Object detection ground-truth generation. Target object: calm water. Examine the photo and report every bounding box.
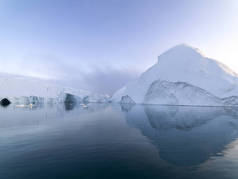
[1,103,238,179]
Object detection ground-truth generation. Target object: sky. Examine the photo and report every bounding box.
[0,0,238,95]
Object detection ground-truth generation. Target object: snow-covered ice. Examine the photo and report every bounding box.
[113,44,238,106]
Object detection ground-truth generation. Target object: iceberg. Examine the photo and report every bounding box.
[0,73,110,106]
[113,44,238,106]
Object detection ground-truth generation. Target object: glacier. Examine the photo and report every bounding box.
[112,44,238,106]
[0,73,110,106]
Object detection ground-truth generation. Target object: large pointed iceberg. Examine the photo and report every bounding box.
[112,44,238,106]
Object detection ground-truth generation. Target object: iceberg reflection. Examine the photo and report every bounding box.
[123,105,238,166]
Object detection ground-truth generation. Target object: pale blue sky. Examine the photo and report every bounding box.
[0,0,238,94]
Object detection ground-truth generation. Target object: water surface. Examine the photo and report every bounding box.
[1,103,238,179]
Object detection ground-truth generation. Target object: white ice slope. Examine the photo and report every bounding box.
[144,80,222,106]
[113,44,238,106]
